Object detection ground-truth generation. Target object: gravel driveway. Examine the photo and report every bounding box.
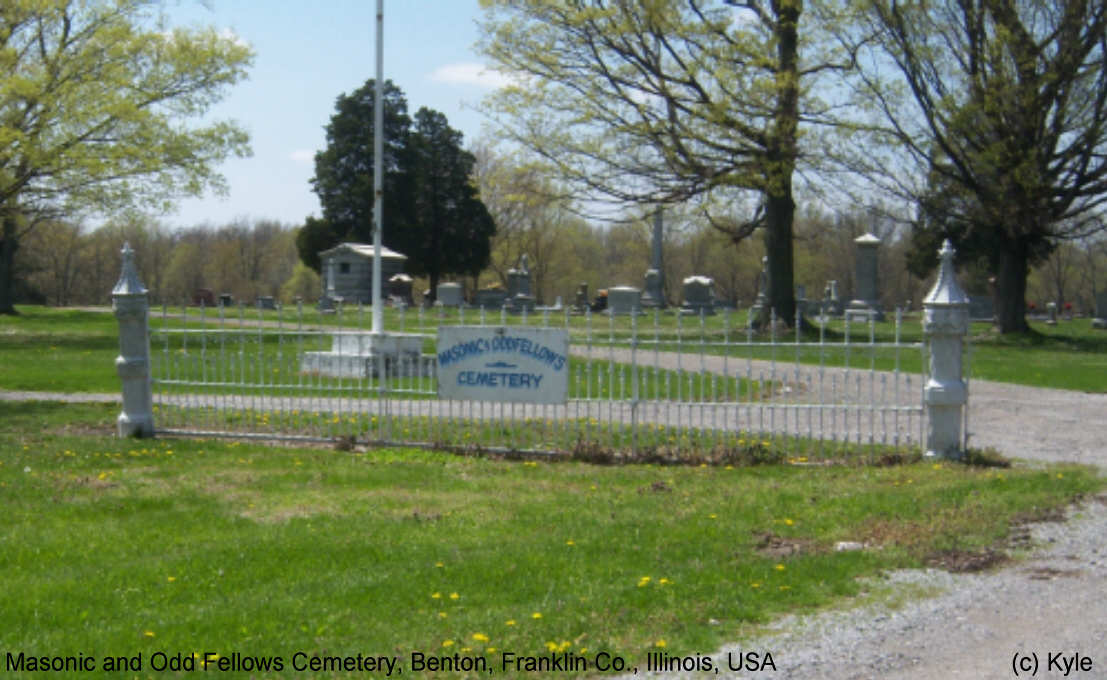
[638,377,1107,679]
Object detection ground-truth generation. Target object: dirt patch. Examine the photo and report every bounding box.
[1026,566,1083,580]
[639,480,672,494]
[752,530,818,559]
[925,548,1008,573]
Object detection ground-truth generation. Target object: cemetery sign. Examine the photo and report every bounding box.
[437,327,569,404]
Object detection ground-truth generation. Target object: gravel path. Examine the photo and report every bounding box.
[4,369,1106,677]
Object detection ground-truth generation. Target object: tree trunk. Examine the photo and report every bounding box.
[763,191,797,325]
[995,235,1030,333]
[0,214,18,315]
[427,271,439,304]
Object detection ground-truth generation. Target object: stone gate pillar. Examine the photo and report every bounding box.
[112,242,154,437]
[922,239,969,458]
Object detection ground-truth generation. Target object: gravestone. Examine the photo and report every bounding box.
[1046,301,1058,325]
[641,209,666,308]
[607,286,641,315]
[1093,291,1107,329]
[436,282,464,307]
[506,254,536,312]
[681,275,716,315]
[968,295,994,322]
[388,273,414,306]
[846,233,885,321]
[218,293,234,307]
[473,286,509,310]
[256,296,277,310]
[574,282,589,313]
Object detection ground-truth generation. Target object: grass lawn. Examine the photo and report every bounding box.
[1,401,1102,678]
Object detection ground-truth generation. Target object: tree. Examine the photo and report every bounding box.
[479,0,864,325]
[0,0,253,313]
[308,81,495,298]
[309,79,412,246]
[401,109,496,296]
[852,0,1107,332]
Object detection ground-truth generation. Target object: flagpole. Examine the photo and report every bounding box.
[371,0,384,334]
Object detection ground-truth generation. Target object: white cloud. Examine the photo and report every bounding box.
[430,62,516,89]
[218,27,251,49]
[289,149,314,164]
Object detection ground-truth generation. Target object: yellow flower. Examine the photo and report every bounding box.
[438,612,447,619]
[637,576,651,587]
[506,620,516,626]
[566,540,575,546]
[655,639,667,648]
[435,562,444,568]
[143,631,155,638]
[449,592,460,600]
[431,592,441,599]
[167,576,176,582]
[1056,473,1064,479]
[658,578,672,586]
[774,564,786,571]
[472,633,490,643]
[442,640,454,648]
[708,513,717,519]
[784,518,795,526]
[751,582,761,589]
[531,612,542,619]
[487,647,497,654]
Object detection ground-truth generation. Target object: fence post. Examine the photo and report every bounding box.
[922,239,969,458]
[112,242,154,437]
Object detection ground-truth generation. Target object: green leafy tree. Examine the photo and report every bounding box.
[309,79,412,247]
[478,0,865,326]
[853,0,1107,333]
[308,80,495,298]
[0,0,253,314]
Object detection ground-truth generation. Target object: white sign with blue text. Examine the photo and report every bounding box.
[437,326,569,404]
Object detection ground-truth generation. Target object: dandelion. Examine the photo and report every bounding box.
[784,518,795,526]
[566,540,575,546]
[774,564,786,571]
[637,576,651,587]
[449,592,459,600]
[438,612,447,619]
[472,633,490,643]
[779,585,791,591]
[1056,473,1064,479]
[751,582,761,589]
[167,576,177,582]
[506,620,516,626]
[143,631,155,638]
[442,640,455,648]
[932,463,943,470]
[435,561,444,568]
[431,592,441,599]
[659,578,672,586]
[708,513,717,519]
[487,647,497,654]
[531,612,542,620]
[655,639,667,648]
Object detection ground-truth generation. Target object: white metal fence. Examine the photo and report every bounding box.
[148,302,927,460]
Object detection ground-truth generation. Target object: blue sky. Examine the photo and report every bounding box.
[162,0,503,229]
